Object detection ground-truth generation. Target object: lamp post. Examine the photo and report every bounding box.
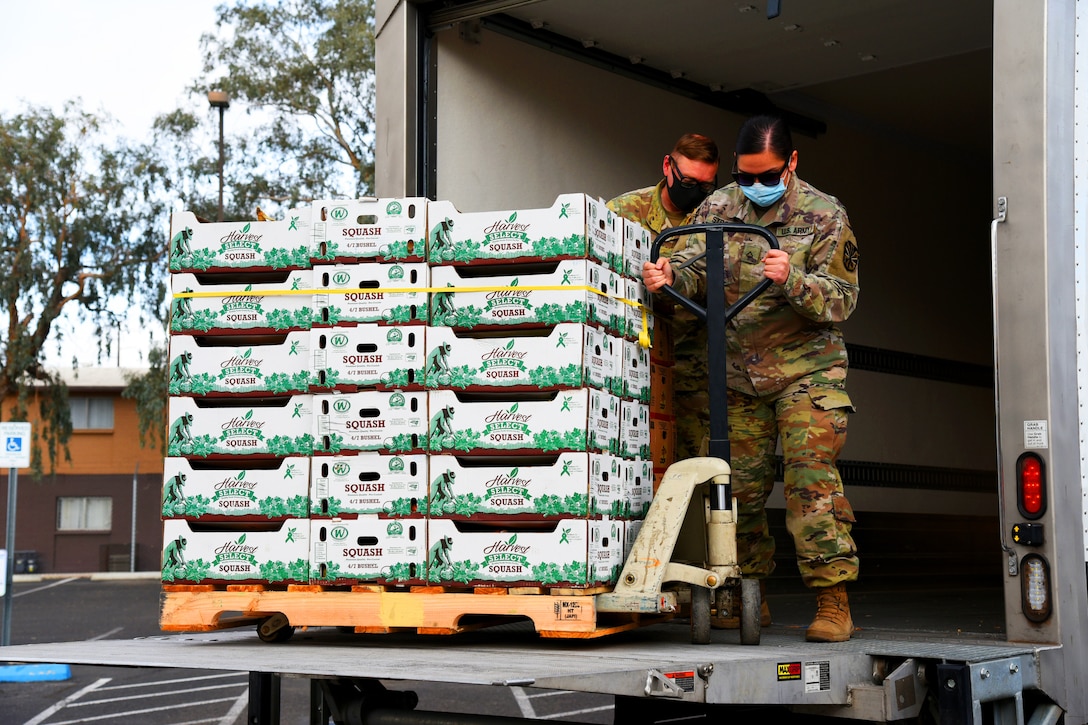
[207,90,230,221]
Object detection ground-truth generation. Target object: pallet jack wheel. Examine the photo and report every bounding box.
[690,586,711,644]
[739,579,761,645]
[257,613,294,643]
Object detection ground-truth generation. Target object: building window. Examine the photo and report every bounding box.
[57,497,113,531]
[69,397,114,430]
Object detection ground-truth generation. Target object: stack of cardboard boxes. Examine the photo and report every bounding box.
[163,208,317,585]
[160,195,661,592]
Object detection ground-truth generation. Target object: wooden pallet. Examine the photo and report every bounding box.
[159,583,669,638]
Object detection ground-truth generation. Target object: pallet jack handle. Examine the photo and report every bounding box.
[650,222,780,511]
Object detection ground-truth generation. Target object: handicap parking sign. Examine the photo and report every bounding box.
[0,423,31,467]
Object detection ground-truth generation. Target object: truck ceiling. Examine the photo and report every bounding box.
[416,0,993,155]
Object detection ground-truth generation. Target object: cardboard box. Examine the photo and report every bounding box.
[313,391,428,454]
[310,516,427,585]
[170,271,314,335]
[167,331,315,397]
[621,217,652,279]
[425,518,623,587]
[166,395,314,459]
[168,208,312,273]
[649,360,675,417]
[624,459,654,519]
[429,260,623,335]
[426,453,617,519]
[427,388,619,455]
[311,198,428,263]
[422,323,618,393]
[620,400,650,460]
[623,276,655,344]
[649,314,675,366]
[426,193,621,271]
[310,454,428,517]
[621,338,651,403]
[311,325,426,391]
[160,519,310,584]
[314,263,429,326]
[649,416,677,471]
[623,518,644,562]
[162,457,310,520]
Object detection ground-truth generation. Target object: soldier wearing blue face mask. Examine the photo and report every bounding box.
[642,114,861,643]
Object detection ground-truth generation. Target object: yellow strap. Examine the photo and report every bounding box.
[173,284,654,348]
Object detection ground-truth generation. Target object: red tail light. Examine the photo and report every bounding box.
[1017,453,1046,519]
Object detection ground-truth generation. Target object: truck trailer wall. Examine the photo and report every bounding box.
[429,27,997,515]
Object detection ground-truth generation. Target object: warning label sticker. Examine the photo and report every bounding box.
[777,662,802,681]
[805,661,831,693]
[663,671,696,693]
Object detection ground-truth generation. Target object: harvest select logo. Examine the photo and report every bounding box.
[483,211,531,253]
[212,471,259,508]
[484,278,532,319]
[221,286,264,323]
[483,533,531,574]
[480,339,528,380]
[218,349,264,386]
[219,222,264,262]
[484,403,532,443]
[485,467,531,504]
[219,410,266,449]
[213,533,259,572]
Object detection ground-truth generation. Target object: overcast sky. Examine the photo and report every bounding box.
[2,0,222,367]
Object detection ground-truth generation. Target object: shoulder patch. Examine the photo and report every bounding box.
[842,239,859,273]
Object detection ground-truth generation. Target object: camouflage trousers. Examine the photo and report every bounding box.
[671,317,710,462]
[725,380,859,588]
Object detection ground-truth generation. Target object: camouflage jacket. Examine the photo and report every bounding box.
[608,180,701,319]
[667,175,860,397]
[606,180,694,245]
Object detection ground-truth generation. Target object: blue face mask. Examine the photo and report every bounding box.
[741,180,787,207]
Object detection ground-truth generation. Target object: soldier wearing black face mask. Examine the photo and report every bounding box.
[607,133,720,465]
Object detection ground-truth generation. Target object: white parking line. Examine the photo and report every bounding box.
[540,704,615,720]
[511,686,537,717]
[67,681,248,707]
[95,672,247,691]
[216,691,250,725]
[43,696,242,725]
[23,678,111,725]
[14,578,79,599]
[86,627,123,642]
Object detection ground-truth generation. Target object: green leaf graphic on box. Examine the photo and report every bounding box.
[385,561,417,582]
[387,432,420,453]
[317,561,345,580]
[321,305,343,325]
[450,493,483,516]
[324,496,343,515]
[320,433,344,454]
[385,498,414,516]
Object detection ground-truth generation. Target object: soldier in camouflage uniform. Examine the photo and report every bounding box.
[643,115,860,643]
[607,133,720,462]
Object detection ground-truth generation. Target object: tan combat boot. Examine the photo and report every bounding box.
[710,580,771,629]
[806,582,854,642]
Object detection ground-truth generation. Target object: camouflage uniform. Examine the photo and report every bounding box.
[668,174,861,588]
[607,181,709,462]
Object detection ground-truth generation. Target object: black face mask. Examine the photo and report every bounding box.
[666,174,712,213]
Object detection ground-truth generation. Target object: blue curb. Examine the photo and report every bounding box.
[0,664,72,682]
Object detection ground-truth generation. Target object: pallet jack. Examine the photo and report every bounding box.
[596,222,780,646]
